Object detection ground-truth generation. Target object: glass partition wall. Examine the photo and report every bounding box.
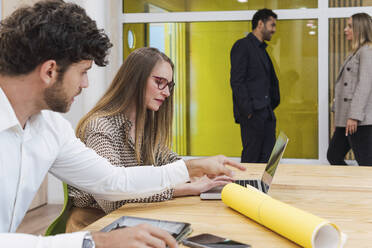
[124,0,317,13]
[120,1,372,163]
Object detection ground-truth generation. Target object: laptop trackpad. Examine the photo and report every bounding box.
[204,186,224,193]
[200,186,224,200]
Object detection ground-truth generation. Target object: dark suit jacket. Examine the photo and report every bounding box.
[230,33,280,124]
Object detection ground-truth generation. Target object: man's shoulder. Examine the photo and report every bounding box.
[38,110,75,141]
[232,35,253,51]
[234,35,250,45]
[40,110,72,129]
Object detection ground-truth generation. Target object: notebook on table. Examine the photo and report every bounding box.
[200,131,289,200]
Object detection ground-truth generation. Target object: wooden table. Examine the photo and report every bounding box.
[85,164,372,247]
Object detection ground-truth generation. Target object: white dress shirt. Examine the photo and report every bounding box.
[0,87,189,247]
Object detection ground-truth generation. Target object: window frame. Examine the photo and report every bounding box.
[119,1,372,164]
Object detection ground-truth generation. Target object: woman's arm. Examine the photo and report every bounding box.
[82,131,179,213]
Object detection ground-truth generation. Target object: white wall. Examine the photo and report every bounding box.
[63,0,111,127]
[49,0,121,204]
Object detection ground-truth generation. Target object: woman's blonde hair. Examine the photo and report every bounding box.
[351,13,372,51]
[76,47,174,164]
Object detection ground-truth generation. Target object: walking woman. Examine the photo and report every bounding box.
[327,13,372,166]
[66,47,234,231]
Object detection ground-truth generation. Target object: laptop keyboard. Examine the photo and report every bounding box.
[234,179,268,193]
[200,179,268,199]
[234,179,259,188]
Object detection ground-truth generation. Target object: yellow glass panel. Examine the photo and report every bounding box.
[123,20,318,159]
[123,0,317,13]
[187,22,243,157]
[272,20,318,159]
[188,20,318,158]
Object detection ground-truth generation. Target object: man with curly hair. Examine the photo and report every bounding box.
[0,1,244,248]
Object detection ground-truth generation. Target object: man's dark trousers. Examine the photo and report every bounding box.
[240,107,276,163]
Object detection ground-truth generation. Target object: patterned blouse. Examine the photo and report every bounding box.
[68,113,179,214]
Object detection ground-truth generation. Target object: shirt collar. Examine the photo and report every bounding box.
[0,87,21,132]
[249,32,268,49]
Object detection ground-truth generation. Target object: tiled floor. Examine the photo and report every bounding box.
[16,204,63,235]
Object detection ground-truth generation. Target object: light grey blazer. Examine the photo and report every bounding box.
[334,44,372,127]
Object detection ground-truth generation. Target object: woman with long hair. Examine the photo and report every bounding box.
[327,13,372,166]
[66,47,234,231]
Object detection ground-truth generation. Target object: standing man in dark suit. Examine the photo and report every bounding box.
[230,8,280,163]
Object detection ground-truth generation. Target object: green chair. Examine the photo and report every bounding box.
[45,182,72,236]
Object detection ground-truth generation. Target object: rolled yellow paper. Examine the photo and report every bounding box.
[221,183,344,248]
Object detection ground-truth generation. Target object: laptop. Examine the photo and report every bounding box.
[200,131,289,200]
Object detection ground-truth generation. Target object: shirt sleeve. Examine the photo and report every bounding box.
[349,47,372,121]
[48,117,190,201]
[96,188,175,214]
[230,39,253,116]
[0,232,87,248]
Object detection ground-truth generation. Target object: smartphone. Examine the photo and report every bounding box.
[182,233,251,248]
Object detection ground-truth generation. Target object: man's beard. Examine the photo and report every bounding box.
[43,79,70,113]
[262,28,273,41]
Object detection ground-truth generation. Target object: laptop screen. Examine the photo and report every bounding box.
[261,131,289,191]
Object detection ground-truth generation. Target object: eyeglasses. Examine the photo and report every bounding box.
[152,76,175,92]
